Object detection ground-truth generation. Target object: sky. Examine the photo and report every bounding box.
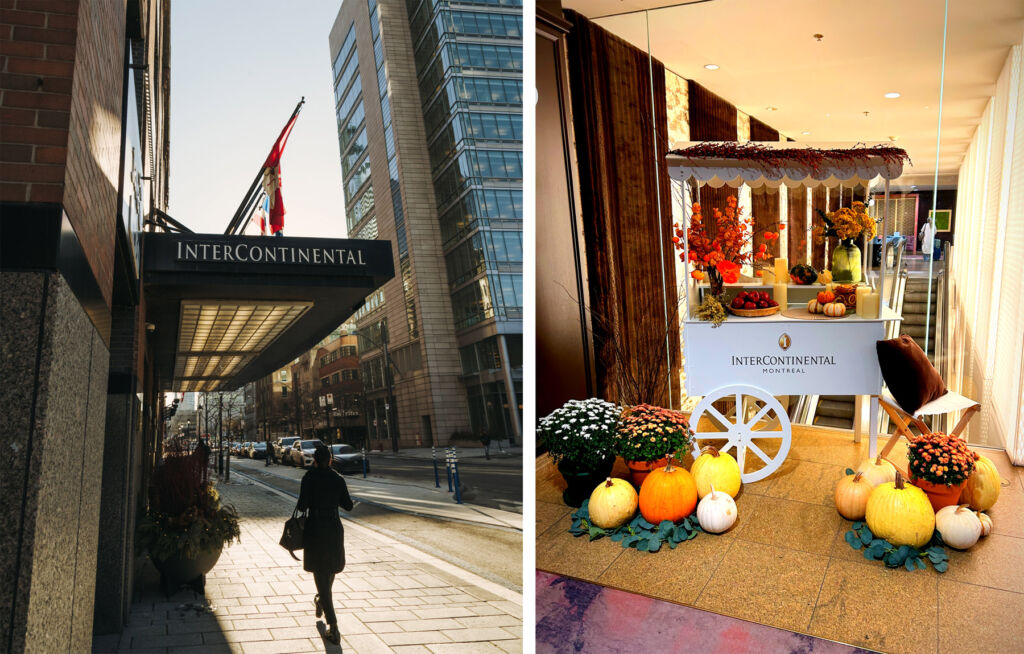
[169,1,348,238]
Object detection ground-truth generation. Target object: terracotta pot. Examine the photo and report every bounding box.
[910,476,964,512]
[624,457,670,487]
[557,456,616,508]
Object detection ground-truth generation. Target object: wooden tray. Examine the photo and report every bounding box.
[727,305,780,318]
[780,307,852,320]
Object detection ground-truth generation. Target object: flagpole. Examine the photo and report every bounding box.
[224,97,306,235]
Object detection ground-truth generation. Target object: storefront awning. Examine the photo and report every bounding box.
[143,233,394,392]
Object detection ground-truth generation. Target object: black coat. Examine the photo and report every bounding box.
[296,467,354,574]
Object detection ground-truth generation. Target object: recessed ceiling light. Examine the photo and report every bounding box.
[884,92,901,99]
[766,106,778,111]
[813,33,824,41]
[704,64,720,70]
[825,113,831,117]
[888,135,898,141]
[802,130,811,135]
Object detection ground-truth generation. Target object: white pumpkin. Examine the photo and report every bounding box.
[977,512,993,537]
[855,456,897,487]
[807,299,824,314]
[696,484,737,534]
[936,504,982,550]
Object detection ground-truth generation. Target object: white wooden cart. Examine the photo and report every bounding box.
[667,142,905,482]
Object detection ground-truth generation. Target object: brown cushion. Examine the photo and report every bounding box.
[876,335,947,414]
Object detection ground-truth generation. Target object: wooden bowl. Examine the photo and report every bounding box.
[727,305,780,318]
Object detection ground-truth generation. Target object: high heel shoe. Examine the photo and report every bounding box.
[314,594,322,618]
[325,623,340,644]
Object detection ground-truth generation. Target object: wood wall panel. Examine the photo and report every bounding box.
[687,81,737,239]
[787,186,808,265]
[564,10,680,408]
[812,187,827,270]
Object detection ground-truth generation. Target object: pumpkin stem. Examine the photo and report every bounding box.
[665,453,675,473]
[874,455,884,466]
[706,446,720,457]
[956,503,970,513]
[894,469,905,489]
[710,483,717,499]
[853,471,864,482]
[605,477,615,488]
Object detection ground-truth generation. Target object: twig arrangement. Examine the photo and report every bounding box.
[670,142,911,175]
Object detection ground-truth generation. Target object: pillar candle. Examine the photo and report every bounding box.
[855,286,871,317]
[773,282,788,309]
[774,257,788,282]
[861,291,881,319]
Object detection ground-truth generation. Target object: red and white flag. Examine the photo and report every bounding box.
[260,108,301,235]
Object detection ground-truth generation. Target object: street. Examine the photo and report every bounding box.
[229,455,522,591]
[363,453,523,513]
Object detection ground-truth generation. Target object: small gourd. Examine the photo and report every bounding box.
[696,484,737,534]
[865,470,936,548]
[977,512,993,537]
[588,477,638,529]
[823,302,847,317]
[817,270,833,285]
[817,290,836,304]
[790,264,818,285]
[638,458,698,524]
[960,454,1000,511]
[834,471,872,520]
[690,446,742,499]
[855,455,897,487]
[935,504,982,550]
[807,298,824,314]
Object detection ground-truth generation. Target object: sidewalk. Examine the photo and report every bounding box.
[232,459,522,531]
[93,477,522,654]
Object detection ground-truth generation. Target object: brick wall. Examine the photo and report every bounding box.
[0,0,127,308]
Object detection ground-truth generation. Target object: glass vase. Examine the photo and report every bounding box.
[831,240,862,283]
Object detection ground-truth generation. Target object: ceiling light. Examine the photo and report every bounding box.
[766,106,778,112]
[825,113,831,117]
[884,92,901,99]
[802,130,811,135]
[888,135,898,142]
[813,33,824,41]
[704,64,720,70]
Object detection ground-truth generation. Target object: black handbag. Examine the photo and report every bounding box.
[279,508,306,561]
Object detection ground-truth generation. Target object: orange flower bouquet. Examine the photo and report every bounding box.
[671,195,781,299]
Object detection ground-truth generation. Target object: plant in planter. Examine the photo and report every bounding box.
[136,443,241,595]
[538,398,621,507]
[813,201,876,283]
[613,404,692,486]
[906,432,977,511]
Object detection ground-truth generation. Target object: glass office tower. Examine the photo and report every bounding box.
[329,0,522,448]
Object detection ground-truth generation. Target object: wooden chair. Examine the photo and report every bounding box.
[875,391,981,461]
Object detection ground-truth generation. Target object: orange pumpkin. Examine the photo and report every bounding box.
[817,290,835,304]
[834,471,873,520]
[638,458,698,523]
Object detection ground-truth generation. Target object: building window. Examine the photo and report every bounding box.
[342,369,359,381]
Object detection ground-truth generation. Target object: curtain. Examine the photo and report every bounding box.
[949,40,1024,462]
[564,10,680,409]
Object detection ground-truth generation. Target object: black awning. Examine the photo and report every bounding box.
[143,233,394,392]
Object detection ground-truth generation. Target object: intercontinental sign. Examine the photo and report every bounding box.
[175,240,367,266]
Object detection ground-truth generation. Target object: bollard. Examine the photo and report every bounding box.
[432,446,440,488]
[361,447,367,478]
[452,450,463,504]
[445,448,453,492]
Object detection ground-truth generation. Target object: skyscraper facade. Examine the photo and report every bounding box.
[328,0,522,448]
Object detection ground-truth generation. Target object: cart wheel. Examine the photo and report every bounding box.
[688,384,791,483]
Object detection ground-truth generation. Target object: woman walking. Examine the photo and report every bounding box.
[297,444,354,644]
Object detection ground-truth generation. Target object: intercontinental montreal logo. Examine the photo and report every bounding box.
[728,332,837,374]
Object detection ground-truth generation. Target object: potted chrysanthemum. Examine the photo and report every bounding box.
[538,398,620,506]
[613,403,693,486]
[907,432,977,511]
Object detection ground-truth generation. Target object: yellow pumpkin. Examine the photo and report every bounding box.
[588,477,638,529]
[960,454,1001,511]
[855,455,897,487]
[865,471,935,548]
[834,471,873,520]
[823,302,846,317]
[690,446,742,499]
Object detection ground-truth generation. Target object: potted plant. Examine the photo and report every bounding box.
[813,201,876,283]
[137,443,241,595]
[906,432,977,511]
[613,403,693,486]
[538,398,620,507]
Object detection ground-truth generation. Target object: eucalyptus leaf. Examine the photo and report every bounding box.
[846,468,855,476]
[905,558,916,572]
[860,529,874,545]
[637,539,650,552]
[852,521,864,530]
[648,540,663,553]
[934,561,948,573]
[637,517,654,530]
[610,531,624,542]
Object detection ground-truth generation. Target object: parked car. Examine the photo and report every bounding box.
[274,437,300,461]
[248,442,267,459]
[238,442,251,457]
[286,439,325,468]
[330,444,367,474]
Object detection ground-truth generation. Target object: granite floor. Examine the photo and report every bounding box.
[535,425,1024,654]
